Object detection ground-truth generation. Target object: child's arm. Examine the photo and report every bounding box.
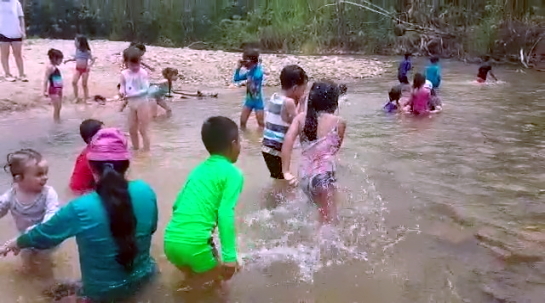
[281,113,303,184]
[217,169,244,266]
[233,65,248,82]
[337,118,347,147]
[141,61,155,72]
[119,98,128,112]
[90,53,97,67]
[64,58,75,64]
[490,70,498,81]
[43,66,53,96]
[43,187,60,223]
[0,191,12,220]
[281,98,298,124]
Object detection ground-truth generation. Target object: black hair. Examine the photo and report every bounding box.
[201,116,239,155]
[338,84,348,95]
[75,35,91,52]
[88,160,137,272]
[389,85,402,101]
[404,53,412,59]
[280,65,308,90]
[413,73,426,89]
[243,48,259,63]
[430,56,439,63]
[47,49,64,61]
[4,149,42,179]
[124,47,142,64]
[129,42,146,53]
[303,81,340,142]
[80,119,104,144]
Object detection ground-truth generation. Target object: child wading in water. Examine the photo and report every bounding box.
[405,73,431,115]
[281,81,346,224]
[164,116,243,290]
[397,53,412,84]
[119,48,151,151]
[477,56,498,83]
[383,85,402,113]
[425,56,442,89]
[64,35,96,103]
[43,49,64,122]
[69,119,104,195]
[233,49,264,129]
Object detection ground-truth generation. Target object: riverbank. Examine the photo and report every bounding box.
[0,39,387,112]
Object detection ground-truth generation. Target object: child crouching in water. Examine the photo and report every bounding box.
[383,85,402,113]
[43,49,64,122]
[0,149,59,267]
[164,116,243,290]
[281,81,346,225]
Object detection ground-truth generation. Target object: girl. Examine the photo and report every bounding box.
[405,73,431,116]
[281,81,346,224]
[0,149,59,268]
[148,67,177,117]
[43,48,64,122]
[120,47,151,151]
[64,35,96,103]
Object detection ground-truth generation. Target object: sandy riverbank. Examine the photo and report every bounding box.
[0,39,388,112]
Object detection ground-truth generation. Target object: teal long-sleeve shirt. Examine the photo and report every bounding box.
[425,63,442,88]
[17,180,158,302]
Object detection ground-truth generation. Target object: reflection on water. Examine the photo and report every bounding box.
[0,59,543,302]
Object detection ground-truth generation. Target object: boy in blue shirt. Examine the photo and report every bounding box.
[425,56,441,89]
[397,53,412,84]
[234,49,264,129]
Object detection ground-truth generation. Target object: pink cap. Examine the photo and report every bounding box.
[87,128,131,161]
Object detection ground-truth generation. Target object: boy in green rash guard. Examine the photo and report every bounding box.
[164,116,243,290]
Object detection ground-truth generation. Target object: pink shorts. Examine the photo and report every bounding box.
[48,87,63,97]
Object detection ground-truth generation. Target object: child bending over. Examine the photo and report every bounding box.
[164,116,243,290]
[477,56,498,83]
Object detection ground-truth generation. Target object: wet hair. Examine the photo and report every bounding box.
[162,68,179,94]
[430,56,439,63]
[201,116,239,155]
[75,35,91,52]
[483,55,491,62]
[4,149,43,179]
[129,42,146,53]
[243,48,260,63]
[404,53,412,59]
[303,81,340,142]
[338,84,348,95]
[88,160,136,272]
[124,47,142,65]
[47,49,64,62]
[413,73,426,89]
[80,119,104,144]
[280,65,308,90]
[389,85,402,101]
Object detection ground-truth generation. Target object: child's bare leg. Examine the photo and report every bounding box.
[314,185,338,225]
[156,97,172,117]
[128,107,140,150]
[177,264,232,291]
[150,101,158,118]
[240,106,252,129]
[81,71,90,101]
[255,110,265,128]
[137,104,151,151]
[72,71,81,102]
[51,95,62,122]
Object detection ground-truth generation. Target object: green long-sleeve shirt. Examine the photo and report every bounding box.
[164,155,244,263]
[17,180,158,302]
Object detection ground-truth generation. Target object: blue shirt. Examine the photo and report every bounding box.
[384,100,398,113]
[398,59,412,77]
[425,63,441,88]
[17,180,158,302]
[233,65,264,104]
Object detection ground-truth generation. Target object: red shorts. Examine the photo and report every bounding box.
[48,87,63,97]
[76,66,89,74]
[476,77,486,83]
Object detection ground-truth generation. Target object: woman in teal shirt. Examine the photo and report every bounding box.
[1,128,158,302]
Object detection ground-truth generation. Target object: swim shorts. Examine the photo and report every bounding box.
[476,77,486,83]
[300,171,336,199]
[48,87,63,97]
[244,99,264,111]
[164,238,218,273]
[262,152,284,179]
[76,66,89,74]
[0,34,22,43]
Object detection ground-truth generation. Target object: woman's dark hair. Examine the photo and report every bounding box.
[303,81,339,142]
[80,119,103,144]
[89,160,137,272]
[129,42,146,53]
[47,49,64,61]
[413,73,426,89]
[338,84,348,95]
[76,35,91,52]
[280,65,308,90]
[4,149,42,179]
[201,116,239,155]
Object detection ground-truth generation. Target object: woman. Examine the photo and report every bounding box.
[0,0,26,82]
[1,128,158,302]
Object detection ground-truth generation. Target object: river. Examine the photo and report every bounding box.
[0,58,543,302]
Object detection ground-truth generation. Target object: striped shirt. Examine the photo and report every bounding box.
[262,93,290,156]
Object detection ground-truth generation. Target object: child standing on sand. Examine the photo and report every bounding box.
[234,49,265,129]
[119,48,151,151]
[476,56,498,83]
[164,116,243,290]
[64,35,96,103]
[43,49,64,122]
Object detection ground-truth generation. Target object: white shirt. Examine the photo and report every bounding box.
[0,0,24,39]
[121,68,150,102]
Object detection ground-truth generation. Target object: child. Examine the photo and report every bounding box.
[64,35,96,103]
[69,119,104,195]
[233,48,265,129]
[398,53,412,84]
[262,65,308,180]
[43,49,64,122]
[164,116,243,290]
[281,81,346,225]
[477,56,498,83]
[127,43,155,72]
[383,85,402,113]
[0,148,59,236]
[425,56,441,89]
[424,80,443,112]
[148,67,177,117]
[405,73,430,115]
[119,48,151,151]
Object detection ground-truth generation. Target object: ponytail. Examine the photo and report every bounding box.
[89,160,137,272]
[303,103,318,142]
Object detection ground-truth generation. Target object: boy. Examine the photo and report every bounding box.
[425,56,442,89]
[383,85,402,113]
[262,65,308,180]
[69,119,104,195]
[477,56,498,83]
[397,53,412,84]
[234,48,264,129]
[164,116,243,290]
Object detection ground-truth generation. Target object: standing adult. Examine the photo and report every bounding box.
[0,0,27,82]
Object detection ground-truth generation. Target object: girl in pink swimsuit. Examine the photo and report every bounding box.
[281,81,347,224]
[406,73,431,115]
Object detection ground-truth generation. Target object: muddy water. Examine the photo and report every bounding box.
[0,59,543,302]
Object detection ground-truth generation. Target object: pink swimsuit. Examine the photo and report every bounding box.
[411,87,431,115]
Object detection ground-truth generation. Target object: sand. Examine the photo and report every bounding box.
[0,39,388,112]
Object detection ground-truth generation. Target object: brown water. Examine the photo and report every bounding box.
[0,59,544,303]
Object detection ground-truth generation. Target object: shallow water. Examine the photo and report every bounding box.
[0,59,544,302]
